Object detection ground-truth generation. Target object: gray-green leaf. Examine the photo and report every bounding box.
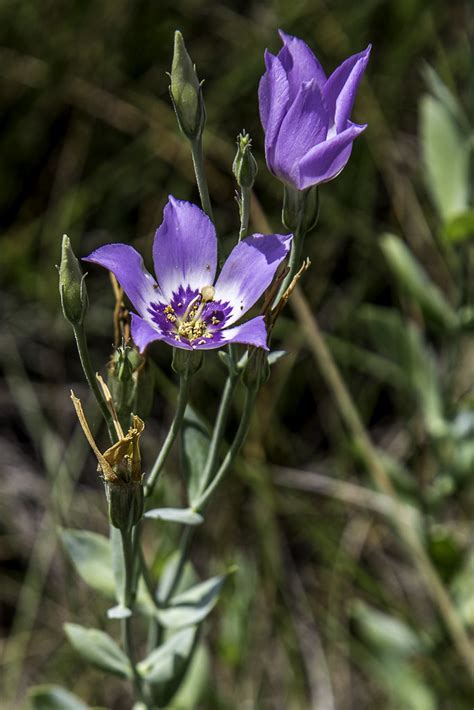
[28,685,89,710]
[145,508,203,525]
[137,626,197,683]
[420,94,469,221]
[156,573,229,629]
[60,529,115,597]
[64,623,131,678]
[181,406,210,501]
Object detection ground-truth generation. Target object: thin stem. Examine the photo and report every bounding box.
[120,529,145,703]
[290,283,474,680]
[238,186,251,241]
[274,225,304,306]
[199,373,239,496]
[145,375,190,497]
[73,324,115,443]
[195,388,257,510]
[190,136,214,221]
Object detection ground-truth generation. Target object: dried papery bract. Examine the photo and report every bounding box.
[70,391,145,530]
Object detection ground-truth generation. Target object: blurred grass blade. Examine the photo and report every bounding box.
[380,233,458,330]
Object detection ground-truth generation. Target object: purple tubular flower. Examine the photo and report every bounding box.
[259,30,371,190]
[84,196,292,353]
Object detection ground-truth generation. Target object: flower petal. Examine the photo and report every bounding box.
[277,30,327,100]
[83,244,160,317]
[323,45,371,132]
[213,233,292,326]
[298,121,367,189]
[193,316,269,350]
[131,313,163,352]
[259,50,290,168]
[152,197,217,302]
[131,313,194,352]
[271,79,329,187]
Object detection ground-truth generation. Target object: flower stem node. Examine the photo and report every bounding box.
[172,347,203,377]
[233,131,258,190]
[242,347,270,391]
[170,30,206,140]
[59,235,88,326]
[282,184,319,233]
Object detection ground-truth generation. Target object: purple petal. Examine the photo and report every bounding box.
[131,313,163,352]
[193,316,269,351]
[277,30,327,100]
[271,79,329,186]
[83,244,161,317]
[298,121,367,189]
[153,197,217,303]
[258,51,290,168]
[323,45,371,133]
[213,233,292,326]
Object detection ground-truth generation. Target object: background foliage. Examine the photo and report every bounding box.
[0,0,473,707]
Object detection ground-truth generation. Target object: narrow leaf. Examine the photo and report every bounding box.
[156,573,229,629]
[137,626,197,683]
[64,623,131,678]
[420,94,469,221]
[28,685,89,710]
[60,529,114,597]
[181,406,210,501]
[145,508,203,525]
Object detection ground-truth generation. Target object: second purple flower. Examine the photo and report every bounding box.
[259,31,371,191]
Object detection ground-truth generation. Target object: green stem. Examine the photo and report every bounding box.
[199,373,239,496]
[73,324,115,443]
[195,388,257,510]
[145,375,190,497]
[120,529,145,703]
[191,136,214,221]
[238,186,251,241]
[274,224,304,306]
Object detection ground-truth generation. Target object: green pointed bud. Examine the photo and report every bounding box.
[170,31,205,140]
[172,347,203,377]
[242,347,270,391]
[59,235,88,326]
[282,185,319,233]
[108,344,154,431]
[233,131,258,189]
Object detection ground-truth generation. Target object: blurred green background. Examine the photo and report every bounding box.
[1,0,473,707]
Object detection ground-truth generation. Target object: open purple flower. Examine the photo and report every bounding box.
[84,197,292,352]
[259,31,371,190]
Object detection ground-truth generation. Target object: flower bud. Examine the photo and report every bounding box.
[233,131,258,189]
[242,347,270,391]
[108,344,144,431]
[170,31,205,140]
[172,347,203,377]
[59,235,88,326]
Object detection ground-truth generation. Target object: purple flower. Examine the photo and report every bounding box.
[84,197,292,352]
[259,31,371,190]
